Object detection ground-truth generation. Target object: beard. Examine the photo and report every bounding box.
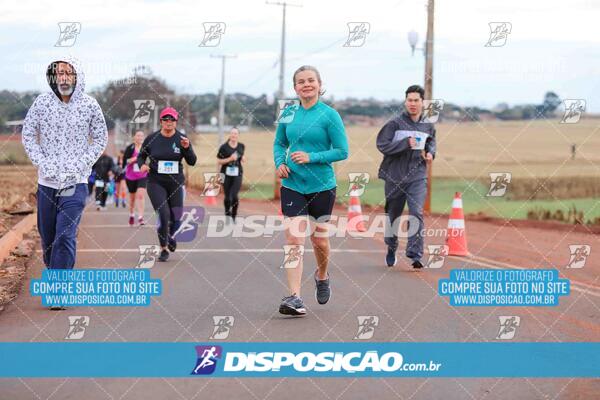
[58,83,74,96]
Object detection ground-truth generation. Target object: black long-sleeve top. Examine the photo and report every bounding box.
[137,130,197,184]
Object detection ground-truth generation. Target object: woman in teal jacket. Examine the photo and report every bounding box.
[273,65,349,316]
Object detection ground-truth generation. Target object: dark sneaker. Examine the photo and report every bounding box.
[279,294,307,316]
[138,217,145,226]
[158,249,169,262]
[385,246,397,267]
[168,237,177,252]
[128,215,135,226]
[314,272,331,305]
[412,259,424,269]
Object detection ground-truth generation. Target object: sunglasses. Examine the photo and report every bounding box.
[160,116,177,122]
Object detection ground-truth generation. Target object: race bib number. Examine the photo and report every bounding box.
[157,160,179,174]
[95,180,104,188]
[225,165,239,176]
[133,163,140,172]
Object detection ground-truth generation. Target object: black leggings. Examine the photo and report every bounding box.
[147,177,184,247]
[223,175,242,218]
[95,186,107,207]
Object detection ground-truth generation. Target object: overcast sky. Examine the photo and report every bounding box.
[1,0,599,111]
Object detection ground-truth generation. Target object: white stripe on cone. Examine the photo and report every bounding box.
[447,219,465,229]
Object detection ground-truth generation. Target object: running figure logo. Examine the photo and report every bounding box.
[65,316,90,340]
[485,22,512,47]
[191,345,222,375]
[131,100,155,124]
[282,245,304,269]
[422,99,444,123]
[276,100,300,124]
[210,316,235,340]
[425,245,449,269]
[172,207,205,242]
[566,245,590,269]
[202,173,225,197]
[199,22,226,47]
[486,172,512,197]
[344,22,370,47]
[345,173,370,197]
[354,316,379,340]
[137,245,160,269]
[55,22,81,47]
[560,99,586,124]
[496,316,520,340]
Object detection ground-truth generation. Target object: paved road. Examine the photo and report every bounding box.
[0,193,598,399]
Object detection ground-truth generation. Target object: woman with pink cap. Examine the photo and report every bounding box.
[137,107,197,262]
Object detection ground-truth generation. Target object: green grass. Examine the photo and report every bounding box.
[239,178,600,222]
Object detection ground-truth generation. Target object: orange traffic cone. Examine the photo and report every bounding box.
[347,195,367,232]
[203,190,218,206]
[446,192,468,256]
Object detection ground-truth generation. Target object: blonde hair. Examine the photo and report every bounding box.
[293,65,325,97]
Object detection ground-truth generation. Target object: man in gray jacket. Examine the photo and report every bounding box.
[376,85,436,269]
[22,57,107,280]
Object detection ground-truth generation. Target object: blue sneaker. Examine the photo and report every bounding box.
[279,294,307,316]
[314,271,331,305]
[385,246,397,267]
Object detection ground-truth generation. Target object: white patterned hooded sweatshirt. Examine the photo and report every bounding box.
[22,56,108,189]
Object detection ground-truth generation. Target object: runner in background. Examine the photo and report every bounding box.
[137,107,197,262]
[114,150,127,208]
[93,151,114,211]
[123,130,149,225]
[217,127,245,222]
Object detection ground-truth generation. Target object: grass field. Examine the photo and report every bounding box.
[2,119,599,221]
[189,119,600,222]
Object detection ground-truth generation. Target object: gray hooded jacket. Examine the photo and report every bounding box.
[22,56,107,188]
[376,111,436,185]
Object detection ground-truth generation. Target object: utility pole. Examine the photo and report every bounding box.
[423,0,434,214]
[211,54,237,145]
[267,1,301,199]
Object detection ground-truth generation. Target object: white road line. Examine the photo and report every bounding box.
[40,248,382,254]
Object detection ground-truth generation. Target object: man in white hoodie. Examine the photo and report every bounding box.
[22,57,107,271]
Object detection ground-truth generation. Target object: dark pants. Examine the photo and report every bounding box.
[384,178,427,262]
[95,186,107,206]
[223,175,242,219]
[147,178,184,247]
[37,184,87,269]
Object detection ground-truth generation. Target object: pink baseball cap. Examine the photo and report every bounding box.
[159,107,178,120]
